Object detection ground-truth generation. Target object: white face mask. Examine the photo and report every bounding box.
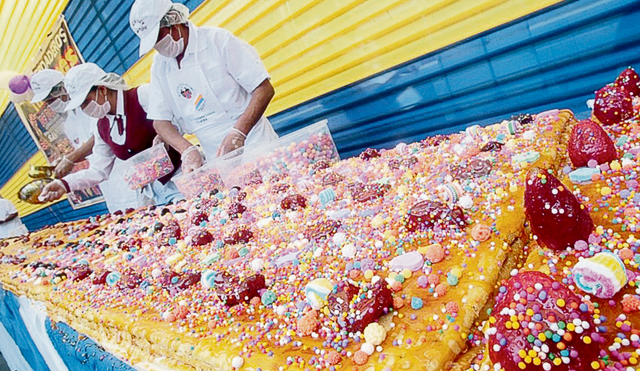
[83,90,111,119]
[155,26,184,58]
[48,98,67,113]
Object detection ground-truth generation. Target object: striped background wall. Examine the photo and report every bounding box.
[1,0,640,231]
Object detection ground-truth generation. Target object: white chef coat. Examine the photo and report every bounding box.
[63,110,138,213]
[147,22,278,159]
[63,90,182,207]
[0,199,27,238]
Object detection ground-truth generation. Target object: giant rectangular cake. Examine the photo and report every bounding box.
[2,67,640,371]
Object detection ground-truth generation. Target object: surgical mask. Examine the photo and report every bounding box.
[48,98,67,113]
[83,90,111,119]
[155,26,184,58]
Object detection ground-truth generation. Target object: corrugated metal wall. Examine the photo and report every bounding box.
[270,0,640,158]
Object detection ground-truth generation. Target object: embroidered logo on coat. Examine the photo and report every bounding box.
[177,84,193,99]
[194,94,205,111]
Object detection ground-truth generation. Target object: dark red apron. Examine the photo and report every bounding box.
[96,88,181,185]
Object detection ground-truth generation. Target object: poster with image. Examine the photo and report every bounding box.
[14,15,104,209]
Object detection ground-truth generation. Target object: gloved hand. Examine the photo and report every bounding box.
[181,146,204,173]
[53,156,74,178]
[38,179,68,202]
[216,128,246,157]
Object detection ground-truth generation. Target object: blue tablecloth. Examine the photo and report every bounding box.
[0,284,135,371]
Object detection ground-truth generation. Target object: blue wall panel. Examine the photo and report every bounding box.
[269,0,640,158]
[64,0,205,74]
[0,105,39,188]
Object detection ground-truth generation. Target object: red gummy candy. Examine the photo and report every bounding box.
[190,211,208,226]
[281,194,307,210]
[191,229,213,246]
[271,183,290,194]
[69,265,92,282]
[524,168,593,250]
[489,271,598,371]
[119,270,142,289]
[214,272,266,306]
[359,148,380,160]
[160,220,181,241]
[228,202,247,219]
[568,119,617,167]
[594,85,634,125]
[405,200,467,232]
[224,229,253,245]
[327,282,360,317]
[348,282,393,333]
[615,67,640,96]
[92,271,111,285]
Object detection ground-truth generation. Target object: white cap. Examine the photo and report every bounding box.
[130,0,173,57]
[30,69,64,103]
[64,63,107,111]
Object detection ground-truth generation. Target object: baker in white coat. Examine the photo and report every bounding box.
[129,0,278,173]
[29,69,139,212]
[39,63,183,206]
[0,197,27,239]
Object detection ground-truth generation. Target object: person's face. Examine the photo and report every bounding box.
[81,86,107,110]
[156,25,179,44]
[43,85,69,104]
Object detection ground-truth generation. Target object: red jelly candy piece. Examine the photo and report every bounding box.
[405,201,467,232]
[214,272,266,306]
[176,271,201,290]
[452,158,493,179]
[568,119,617,168]
[228,202,247,219]
[191,229,213,246]
[524,168,593,250]
[615,67,640,97]
[348,282,393,333]
[327,282,359,317]
[594,85,634,125]
[281,194,307,210]
[119,270,142,289]
[160,220,181,241]
[224,229,253,245]
[69,265,92,282]
[190,211,209,226]
[489,271,598,371]
[359,148,380,160]
[92,271,111,285]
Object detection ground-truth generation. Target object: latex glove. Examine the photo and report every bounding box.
[181,146,204,173]
[54,156,74,178]
[216,128,246,157]
[38,179,67,202]
[152,135,168,148]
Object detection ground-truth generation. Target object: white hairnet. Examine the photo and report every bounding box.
[160,4,190,27]
[95,73,129,91]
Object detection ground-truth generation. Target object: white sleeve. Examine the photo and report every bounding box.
[220,30,270,93]
[63,130,116,191]
[147,56,174,121]
[0,200,17,220]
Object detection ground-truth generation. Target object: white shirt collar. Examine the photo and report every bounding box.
[106,90,126,145]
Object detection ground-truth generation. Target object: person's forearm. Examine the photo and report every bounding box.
[67,136,95,163]
[234,79,275,135]
[154,120,193,153]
